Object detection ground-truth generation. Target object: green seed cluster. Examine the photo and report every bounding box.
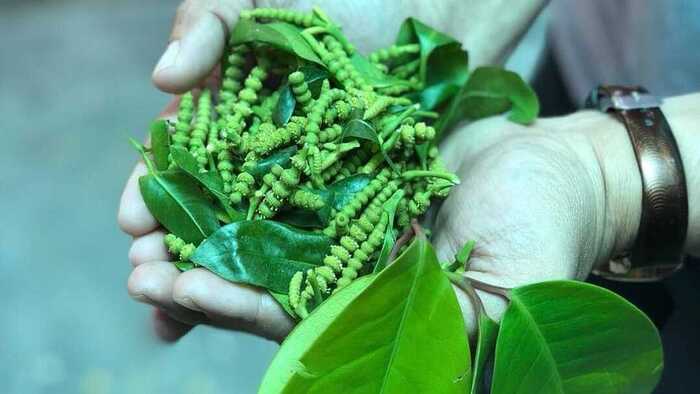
[159,8,459,319]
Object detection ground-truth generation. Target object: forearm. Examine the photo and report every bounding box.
[568,93,700,264]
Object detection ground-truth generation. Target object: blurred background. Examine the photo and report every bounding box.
[0,0,696,393]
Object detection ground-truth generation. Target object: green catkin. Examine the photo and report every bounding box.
[164,234,196,262]
[288,71,315,114]
[336,211,389,290]
[249,121,303,156]
[257,166,300,219]
[216,143,235,194]
[391,58,421,79]
[368,43,421,64]
[172,92,194,148]
[293,180,400,314]
[189,89,211,167]
[324,168,392,237]
[319,124,343,143]
[141,9,462,321]
[241,8,316,27]
[288,271,305,310]
[222,65,267,146]
[230,171,255,204]
[289,189,325,210]
[218,47,249,117]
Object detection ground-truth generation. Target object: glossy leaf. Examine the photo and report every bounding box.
[326,174,372,210]
[436,66,539,138]
[396,18,469,110]
[139,171,220,244]
[149,120,170,171]
[248,146,298,180]
[492,280,663,394]
[260,235,470,393]
[190,220,332,294]
[470,314,499,394]
[373,189,405,273]
[273,83,296,127]
[269,290,296,318]
[170,146,245,222]
[231,19,323,65]
[350,53,408,88]
[277,174,372,229]
[341,118,397,170]
[261,275,376,393]
[174,261,195,272]
[274,65,329,127]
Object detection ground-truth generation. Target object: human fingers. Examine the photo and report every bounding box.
[153,0,253,93]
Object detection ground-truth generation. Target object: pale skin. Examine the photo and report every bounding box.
[118,0,700,342]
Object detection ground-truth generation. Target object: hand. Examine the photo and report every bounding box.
[119,0,548,342]
[433,111,642,330]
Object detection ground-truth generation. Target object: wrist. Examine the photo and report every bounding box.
[549,110,642,271]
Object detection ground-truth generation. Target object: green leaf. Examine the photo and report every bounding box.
[341,118,397,171]
[138,171,220,244]
[276,174,372,229]
[273,65,329,127]
[261,274,375,393]
[350,53,408,88]
[470,314,499,394]
[492,281,663,394]
[273,83,296,127]
[396,18,469,110]
[260,235,470,393]
[373,189,405,273]
[231,19,323,65]
[174,261,196,272]
[446,239,475,273]
[269,290,296,318]
[170,146,245,222]
[326,174,372,211]
[190,220,332,294]
[149,120,170,171]
[436,66,539,138]
[247,146,298,180]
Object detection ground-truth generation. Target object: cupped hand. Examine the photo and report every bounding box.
[118,0,564,342]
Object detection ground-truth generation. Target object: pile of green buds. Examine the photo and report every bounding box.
[138,7,471,320]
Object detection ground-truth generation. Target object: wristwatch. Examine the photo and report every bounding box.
[586,85,688,282]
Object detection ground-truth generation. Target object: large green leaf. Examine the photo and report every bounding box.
[138,171,220,244]
[261,274,376,393]
[395,18,469,110]
[190,220,332,294]
[170,146,244,222]
[149,120,170,171]
[231,19,323,65]
[492,281,663,394]
[260,235,470,393]
[470,314,499,394]
[436,66,539,138]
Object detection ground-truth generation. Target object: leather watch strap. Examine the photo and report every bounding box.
[586,85,688,281]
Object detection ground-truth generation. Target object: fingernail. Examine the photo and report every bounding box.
[154,40,181,74]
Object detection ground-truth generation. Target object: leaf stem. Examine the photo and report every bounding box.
[446,271,487,318]
[469,277,512,301]
[402,170,460,185]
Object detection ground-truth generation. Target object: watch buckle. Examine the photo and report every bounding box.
[598,91,662,111]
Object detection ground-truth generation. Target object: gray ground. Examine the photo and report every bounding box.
[0,1,545,393]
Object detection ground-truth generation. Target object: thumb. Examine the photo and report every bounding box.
[152,0,253,94]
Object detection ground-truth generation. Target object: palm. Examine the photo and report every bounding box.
[433,118,605,322]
